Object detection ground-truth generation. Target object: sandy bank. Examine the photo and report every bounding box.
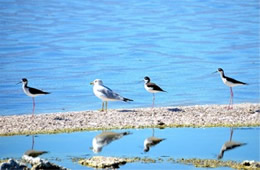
[0,103,259,136]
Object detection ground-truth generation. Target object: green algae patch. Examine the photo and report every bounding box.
[174,158,260,169]
[1,122,260,136]
[77,156,260,169]
[0,159,8,164]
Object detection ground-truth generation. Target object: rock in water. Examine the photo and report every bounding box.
[0,159,27,170]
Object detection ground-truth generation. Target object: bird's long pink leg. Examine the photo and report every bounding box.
[32,97,35,118]
[230,87,233,109]
[152,93,155,108]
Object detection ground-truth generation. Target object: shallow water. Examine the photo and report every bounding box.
[0,127,259,169]
[0,0,259,116]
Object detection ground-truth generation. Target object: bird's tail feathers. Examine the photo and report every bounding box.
[123,98,133,102]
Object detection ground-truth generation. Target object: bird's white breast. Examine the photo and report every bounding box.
[144,84,160,93]
[93,85,107,101]
[221,77,241,87]
[23,86,41,97]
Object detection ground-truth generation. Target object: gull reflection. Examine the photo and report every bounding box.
[218,128,246,159]
[92,131,132,153]
[144,128,165,152]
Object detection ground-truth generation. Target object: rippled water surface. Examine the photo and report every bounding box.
[0,128,259,169]
[0,0,259,115]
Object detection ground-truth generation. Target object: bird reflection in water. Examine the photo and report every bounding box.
[91,131,132,153]
[218,128,246,159]
[24,135,48,158]
[144,128,165,152]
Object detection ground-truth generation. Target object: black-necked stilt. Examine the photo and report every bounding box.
[215,68,248,109]
[17,78,50,118]
[90,79,133,112]
[144,76,166,108]
[91,131,131,153]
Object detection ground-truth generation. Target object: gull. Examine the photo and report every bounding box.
[144,76,166,108]
[215,68,247,109]
[92,131,131,153]
[17,78,50,118]
[90,79,133,112]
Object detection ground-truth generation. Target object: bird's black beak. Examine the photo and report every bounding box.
[212,71,218,74]
[16,81,22,85]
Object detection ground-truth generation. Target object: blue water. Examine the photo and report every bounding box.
[0,128,259,169]
[0,0,259,115]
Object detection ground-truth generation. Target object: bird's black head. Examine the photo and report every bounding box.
[17,78,28,85]
[218,68,224,72]
[22,78,28,83]
[144,76,150,83]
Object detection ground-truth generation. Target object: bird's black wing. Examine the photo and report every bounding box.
[28,87,50,95]
[225,77,247,85]
[147,83,166,92]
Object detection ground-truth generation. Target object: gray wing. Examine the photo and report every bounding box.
[95,132,122,145]
[98,85,123,100]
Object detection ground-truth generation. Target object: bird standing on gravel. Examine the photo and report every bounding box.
[215,68,247,109]
[90,79,133,112]
[17,78,50,118]
[144,76,166,108]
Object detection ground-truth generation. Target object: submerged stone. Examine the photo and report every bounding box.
[78,156,157,168]
[0,159,27,170]
[79,156,129,169]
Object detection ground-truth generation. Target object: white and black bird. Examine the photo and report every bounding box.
[91,131,131,153]
[215,68,248,109]
[144,76,166,108]
[17,78,50,118]
[90,79,133,112]
[144,136,165,152]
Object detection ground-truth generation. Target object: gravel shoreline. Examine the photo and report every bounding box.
[0,103,259,136]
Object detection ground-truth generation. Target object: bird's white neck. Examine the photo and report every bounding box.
[219,71,225,78]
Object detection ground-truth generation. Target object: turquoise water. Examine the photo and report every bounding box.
[0,0,259,115]
[0,128,259,169]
